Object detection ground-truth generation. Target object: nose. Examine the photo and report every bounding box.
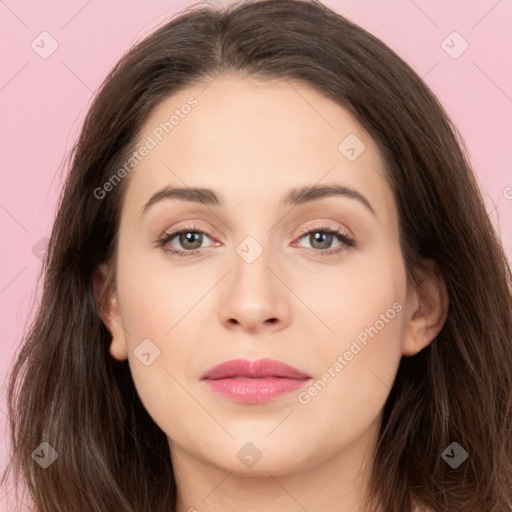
[219,244,291,334]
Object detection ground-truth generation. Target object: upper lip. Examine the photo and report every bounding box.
[200,358,311,380]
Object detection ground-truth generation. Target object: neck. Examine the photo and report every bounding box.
[170,415,384,512]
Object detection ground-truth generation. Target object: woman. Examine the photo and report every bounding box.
[2,0,511,510]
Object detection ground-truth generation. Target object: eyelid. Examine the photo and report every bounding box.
[157,220,356,257]
[158,220,219,241]
[296,221,351,238]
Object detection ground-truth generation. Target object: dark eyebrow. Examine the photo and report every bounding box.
[141,184,375,216]
[281,184,375,215]
[142,186,220,214]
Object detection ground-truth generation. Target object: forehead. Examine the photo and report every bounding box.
[122,75,396,227]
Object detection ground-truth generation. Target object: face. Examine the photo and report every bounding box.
[100,74,445,480]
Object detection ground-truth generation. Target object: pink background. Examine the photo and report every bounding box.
[1,0,511,509]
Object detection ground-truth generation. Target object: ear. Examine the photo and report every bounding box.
[92,263,128,361]
[401,259,449,357]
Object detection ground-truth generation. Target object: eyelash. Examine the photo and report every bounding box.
[156,222,356,258]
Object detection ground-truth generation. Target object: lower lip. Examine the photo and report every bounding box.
[203,377,310,404]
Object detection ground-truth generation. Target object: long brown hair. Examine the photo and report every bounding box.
[2,0,511,510]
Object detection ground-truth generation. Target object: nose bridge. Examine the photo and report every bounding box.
[218,229,289,330]
[232,232,276,299]
[229,204,273,274]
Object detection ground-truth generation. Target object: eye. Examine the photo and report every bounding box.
[294,223,356,256]
[156,223,218,257]
[156,222,356,258]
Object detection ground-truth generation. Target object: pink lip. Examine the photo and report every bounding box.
[201,358,311,404]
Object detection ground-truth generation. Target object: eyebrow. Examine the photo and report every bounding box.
[141,184,376,216]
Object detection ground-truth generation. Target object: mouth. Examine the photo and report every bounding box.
[200,358,312,404]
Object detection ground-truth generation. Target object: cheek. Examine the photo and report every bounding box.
[112,250,184,399]
[117,240,206,341]
[294,311,403,458]
[303,250,405,351]
[301,260,405,428]
[116,268,206,436]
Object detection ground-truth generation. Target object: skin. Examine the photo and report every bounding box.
[96,74,448,512]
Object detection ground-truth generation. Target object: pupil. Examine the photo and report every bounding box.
[311,232,332,249]
[181,232,202,250]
